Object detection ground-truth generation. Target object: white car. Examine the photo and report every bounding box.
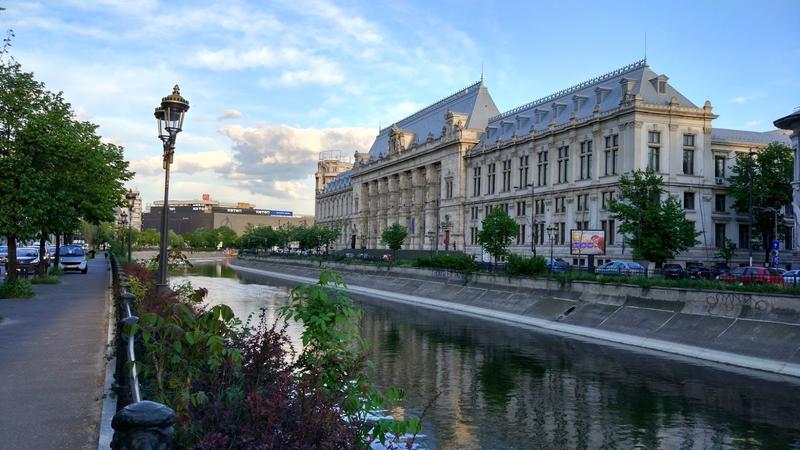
[58,246,88,274]
[783,269,800,286]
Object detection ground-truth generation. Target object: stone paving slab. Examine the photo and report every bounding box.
[0,257,109,450]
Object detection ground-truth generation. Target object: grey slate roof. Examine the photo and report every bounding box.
[322,170,352,194]
[477,60,698,149]
[367,81,500,159]
[712,128,791,145]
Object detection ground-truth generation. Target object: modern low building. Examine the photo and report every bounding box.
[315,60,794,266]
[142,194,312,235]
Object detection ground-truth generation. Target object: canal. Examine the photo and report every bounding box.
[174,262,800,449]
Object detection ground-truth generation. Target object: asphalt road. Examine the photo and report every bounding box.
[0,257,110,450]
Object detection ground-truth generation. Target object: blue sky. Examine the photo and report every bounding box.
[2,0,798,215]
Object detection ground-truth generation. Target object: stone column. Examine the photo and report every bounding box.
[412,168,426,249]
[424,164,440,250]
[399,171,411,238]
[388,175,400,227]
[358,183,369,248]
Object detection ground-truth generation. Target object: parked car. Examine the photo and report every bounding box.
[58,245,88,274]
[6,247,44,276]
[0,245,7,265]
[544,258,570,273]
[595,260,646,276]
[382,254,394,262]
[718,267,783,285]
[662,263,685,280]
[783,269,800,286]
[685,265,729,280]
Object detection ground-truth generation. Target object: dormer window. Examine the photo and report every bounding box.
[651,75,669,94]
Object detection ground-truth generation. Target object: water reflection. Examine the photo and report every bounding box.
[178,262,800,450]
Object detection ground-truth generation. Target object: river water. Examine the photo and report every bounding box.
[173,261,800,449]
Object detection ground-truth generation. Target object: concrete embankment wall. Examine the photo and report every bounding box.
[230,257,800,378]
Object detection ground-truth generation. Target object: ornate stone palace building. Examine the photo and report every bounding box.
[315,60,793,265]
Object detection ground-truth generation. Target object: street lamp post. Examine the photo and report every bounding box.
[747,149,756,266]
[546,224,557,272]
[118,212,128,252]
[125,189,136,262]
[154,86,189,294]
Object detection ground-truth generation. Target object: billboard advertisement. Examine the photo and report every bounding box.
[570,229,606,255]
[269,210,293,217]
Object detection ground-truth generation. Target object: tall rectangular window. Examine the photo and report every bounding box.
[682,134,695,175]
[715,223,727,248]
[576,193,589,211]
[537,150,549,186]
[535,199,545,215]
[715,194,726,212]
[604,134,619,175]
[516,201,526,216]
[558,222,566,245]
[601,219,616,245]
[470,206,479,220]
[579,140,592,180]
[518,155,529,188]
[601,191,614,210]
[647,131,661,172]
[537,223,545,245]
[487,163,496,194]
[470,227,478,245]
[501,160,512,192]
[445,178,453,199]
[555,196,566,213]
[739,224,750,250]
[557,145,569,183]
[683,192,695,210]
[472,167,481,197]
[715,156,726,179]
[516,224,526,245]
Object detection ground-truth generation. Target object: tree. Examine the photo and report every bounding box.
[319,225,341,255]
[216,226,238,248]
[478,207,518,266]
[381,223,407,260]
[138,228,160,247]
[727,142,793,263]
[608,169,699,267]
[715,237,736,267]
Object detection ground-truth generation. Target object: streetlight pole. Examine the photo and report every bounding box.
[154,86,189,294]
[546,224,557,272]
[748,149,756,266]
[125,189,136,262]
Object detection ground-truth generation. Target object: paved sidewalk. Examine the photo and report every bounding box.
[0,257,111,450]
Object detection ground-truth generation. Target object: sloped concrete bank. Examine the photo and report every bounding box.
[230,257,800,378]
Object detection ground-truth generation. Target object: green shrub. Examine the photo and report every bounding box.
[30,275,59,285]
[414,254,476,272]
[0,279,34,299]
[506,254,547,276]
[48,266,64,276]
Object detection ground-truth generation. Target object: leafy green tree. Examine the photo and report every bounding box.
[727,142,793,263]
[216,226,238,248]
[138,228,160,247]
[608,169,698,267]
[381,223,407,260]
[478,206,518,266]
[319,225,341,255]
[715,237,736,267]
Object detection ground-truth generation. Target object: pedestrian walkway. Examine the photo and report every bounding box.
[0,257,110,450]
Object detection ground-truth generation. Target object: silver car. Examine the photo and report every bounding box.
[58,246,88,274]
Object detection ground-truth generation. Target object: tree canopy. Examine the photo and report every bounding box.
[608,169,698,266]
[726,142,793,262]
[381,223,408,258]
[478,207,518,264]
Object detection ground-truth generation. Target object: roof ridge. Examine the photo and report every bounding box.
[380,80,483,133]
[489,59,647,123]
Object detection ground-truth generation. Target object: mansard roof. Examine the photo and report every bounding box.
[477,60,699,148]
[367,81,499,159]
[322,170,352,194]
[712,128,792,146]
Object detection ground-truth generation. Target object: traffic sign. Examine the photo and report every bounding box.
[772,240,780,250]
[773,255,781,267]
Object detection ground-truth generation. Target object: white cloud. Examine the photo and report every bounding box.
[745,119,764,127]
[728,93,765,105]
[217,109,242,121]
[129,150,233,177]
[191,46,308,71]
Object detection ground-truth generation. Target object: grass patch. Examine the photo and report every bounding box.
[30,275,60,285]
[48,266,64,276]
[0,279,34,299]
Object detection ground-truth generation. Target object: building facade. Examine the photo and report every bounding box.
[142,194,311,235]
[315,61,793,266]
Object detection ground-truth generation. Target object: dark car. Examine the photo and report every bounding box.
[7,247,44,276]
[662,264,685,280]
[686,265,724,280]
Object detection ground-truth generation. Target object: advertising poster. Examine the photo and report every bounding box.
[570,229,606,255]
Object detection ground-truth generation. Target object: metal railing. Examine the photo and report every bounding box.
[108,254,175,450]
